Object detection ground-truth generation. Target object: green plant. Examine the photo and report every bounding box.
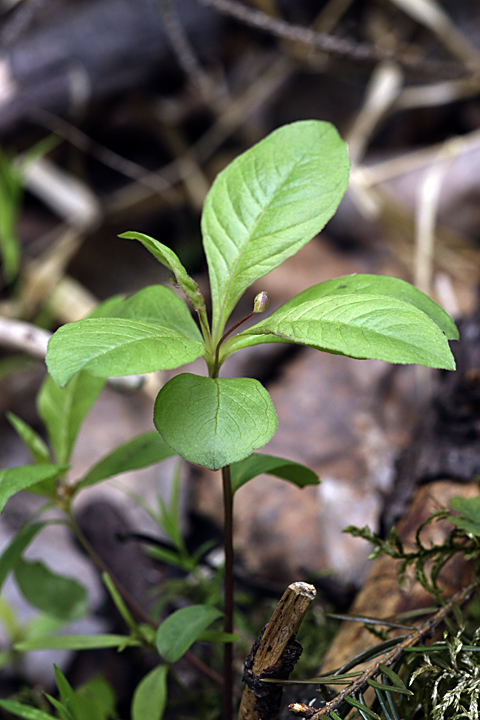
[268,495,480,720]
[1,120,458,719]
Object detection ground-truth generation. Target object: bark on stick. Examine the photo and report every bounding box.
[239,581,316,720]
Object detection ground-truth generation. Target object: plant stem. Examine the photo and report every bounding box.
[69,509,227,689]
[68,510,157,628]
[212,311,255,378]
[222,464,234,720]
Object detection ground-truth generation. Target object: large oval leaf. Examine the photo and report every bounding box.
[201,120,349,340]
[154,374,278,470]
[264,274,458,339]
[223,274,458,362]
[46,318,206,386]
[253,294,456,369]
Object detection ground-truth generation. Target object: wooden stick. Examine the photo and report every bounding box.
[238,582,316,720]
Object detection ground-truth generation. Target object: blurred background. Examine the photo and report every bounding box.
[1,0,480,706]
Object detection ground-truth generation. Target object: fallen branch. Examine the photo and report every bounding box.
[239,582,316,720]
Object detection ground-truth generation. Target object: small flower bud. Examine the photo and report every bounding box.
[253,291,269,313]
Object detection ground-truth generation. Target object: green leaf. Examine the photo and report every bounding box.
[449,496,480,523]
[344,696,381,720]
[100,284,203,342]
[13,557,87,620]
[120,232,206,314]
[101,573,137,634]
[448,516,480,535]
[230,453,319,494]
[156,604,223,663]
[6,413,50,464]
[15,634,139,652]
[76,432,176,490]
[378,663,410,690]
[367,679,413,696]
[448,496,480,535]
[232,293,455,370]
[42,695,73,720]
[0,464,64,511]
[37,371,105,465]
[54,666,78,719]
[224,273,458,364]
[268,274,458,338]
[46,318,205,387]
[0,148,22,282]
[0,700,56,720]
[0,522,45,591]
[201,120,349,340]
[131,665,168,720]
[154,374,278,470]
[73,676,116,720]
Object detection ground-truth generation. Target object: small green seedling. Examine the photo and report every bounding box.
[3,120,458,718]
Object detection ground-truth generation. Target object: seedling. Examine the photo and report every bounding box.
[2,121,458,718]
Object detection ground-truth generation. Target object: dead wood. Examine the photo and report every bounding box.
[240,582,316,720]
[0,0,223,135]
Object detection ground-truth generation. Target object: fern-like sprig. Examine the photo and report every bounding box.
[408,627,480,720]
[284,497,480,720]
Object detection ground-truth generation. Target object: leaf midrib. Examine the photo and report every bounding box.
[213,148,311,334]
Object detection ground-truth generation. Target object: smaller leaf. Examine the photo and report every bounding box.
[14,557,87,620]
[0,522,45,591]
[100,284,203,342]
[15,634,139,652]
[131,665,168,720]
[372,686,395,720]
[0,700,56,720]
[336,636,408,674]
[6,413,50,464]
[120,232,206,314]
[0,148,22,282]
[230,453,319,494]
[101,572,137,633]
[344,696,381,720]
[54,665,78,716]
[367,679,413,696]
[154,374,278,470]
[77,432,176,490]
[0,464,64,511]
[43,694,74,720]
[46,318,205,387]
[37,371,105,465]
[378,664,410,691]
[448,496,480,535]
[156,604,223,663]
[74,676,116,720]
